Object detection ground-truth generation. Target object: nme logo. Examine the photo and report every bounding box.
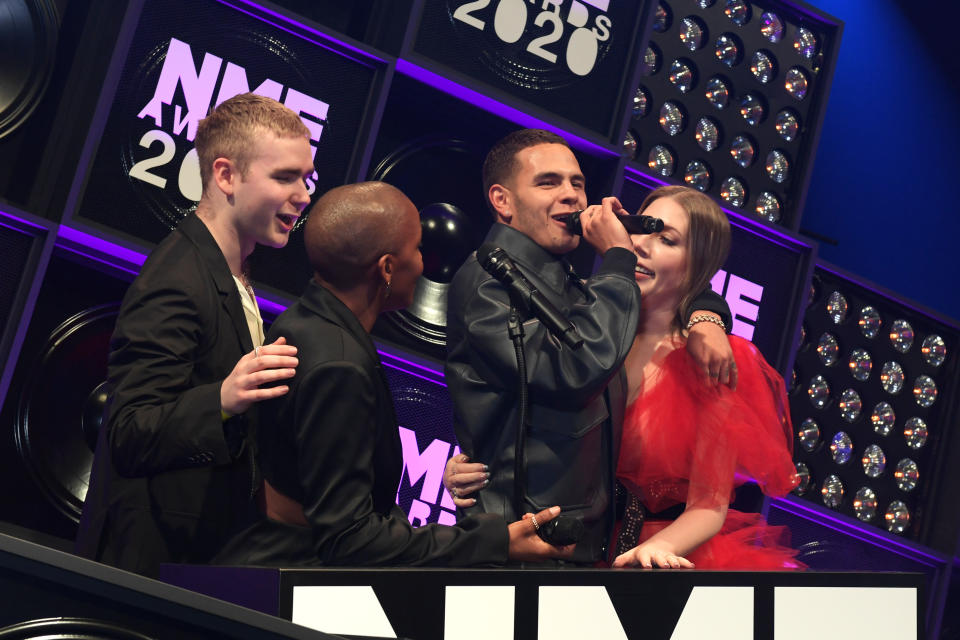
[397,427,458,527]
[711,270,763,341]
[129,37,328,202]
[451,0,614,78]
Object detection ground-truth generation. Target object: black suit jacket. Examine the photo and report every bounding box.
[215,280,509,567]
[76,214,258,577]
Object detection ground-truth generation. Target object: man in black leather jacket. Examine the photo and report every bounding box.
[445,129,733,563]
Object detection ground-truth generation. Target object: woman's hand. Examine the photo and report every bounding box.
[442,453,489,508]
[612,539,695,569]
[507,506,575,561]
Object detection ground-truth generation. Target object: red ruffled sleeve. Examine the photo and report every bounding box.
[617,336,798,514]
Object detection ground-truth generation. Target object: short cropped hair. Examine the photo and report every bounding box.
[638,186,731,332]
[195,93,310,192]
[304,182,411,290]
[482,129,570,216]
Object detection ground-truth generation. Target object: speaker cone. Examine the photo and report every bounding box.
[371,137,488,349]
[0,0,59,139]
[15,303,118,522]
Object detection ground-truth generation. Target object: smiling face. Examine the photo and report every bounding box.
[631,195,690,314]
[491,143,587,255]
[230,131,314,255]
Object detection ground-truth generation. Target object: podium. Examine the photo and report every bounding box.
[160,565,924,640]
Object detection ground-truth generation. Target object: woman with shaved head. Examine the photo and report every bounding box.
[216,181,571,567]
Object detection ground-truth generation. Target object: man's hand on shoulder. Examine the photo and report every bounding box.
[220,336,299,415]
[686,314,737,390]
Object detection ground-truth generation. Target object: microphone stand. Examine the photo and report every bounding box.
[507,305,529,520]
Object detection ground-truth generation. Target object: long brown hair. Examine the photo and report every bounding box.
[637,186,731,332]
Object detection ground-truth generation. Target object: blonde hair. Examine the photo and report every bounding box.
[638,186,731,332]
[195,93,310,192]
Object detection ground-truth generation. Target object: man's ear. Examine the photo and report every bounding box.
[211,157,237,197]
[489,184,512,225]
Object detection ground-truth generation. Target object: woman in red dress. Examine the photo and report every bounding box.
[611,185,801,570]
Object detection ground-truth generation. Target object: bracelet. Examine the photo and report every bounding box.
[685,314,726,332]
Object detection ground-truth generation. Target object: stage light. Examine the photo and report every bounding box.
[760,12,784,42]
[799,418,820,453]
[714,32,742,67]
[903,417,928,450]
[913,375,937,408]
[859,306,882,338]
[623,131,638,159]
[668,59,696,93]
[894,459,919,492]
[750,50,776,83]
[765,149,790,183]
[730,134,756,167]
[830,431,853,464]
[704,75,731,109]
[775,109,800,141]
[695,116,720,151]
[795,462,811,494]
[853,487,878,521]
[793,27,818,59]
[885,501,911,534]
[789,265,959,548]
[784,66,809,100]
[724,0,750,26]
[816,332,839,366]
[719,176,746,206]
[625,0,841,229]
[683,159,712,191]
[921,335,946,367]
[632,86,651,117]
[880,361,905,394]
[653,3,671,32]
[739,93,765,125]
[754,191,781,222]
[848,348,872,381]
[862,445,886,478]
[838,388,862,422]
[808,374,830,409]
[680,16,707,51]
[822,474,844,508]
[827,291,848,324]
[890,319,915,353]
[659,101,685,135]
[642,44,661,75]
[871,402,895,436]
[648,144,676,176]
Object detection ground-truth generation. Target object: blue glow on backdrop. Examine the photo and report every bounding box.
[800,1,960,321]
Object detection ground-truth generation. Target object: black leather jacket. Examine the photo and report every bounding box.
[445,223,642,563]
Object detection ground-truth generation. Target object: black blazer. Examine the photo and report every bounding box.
[76,214,258,577]
[215,280,509,567]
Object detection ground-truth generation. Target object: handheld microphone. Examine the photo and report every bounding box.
[564,210,664,236]
[476,244,584,350]
[537,515,584,546]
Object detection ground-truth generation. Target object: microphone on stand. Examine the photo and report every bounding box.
[563,210,664,236]
[476,244,583,350]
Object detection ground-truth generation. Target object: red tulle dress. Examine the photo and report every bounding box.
[615,335,804,570]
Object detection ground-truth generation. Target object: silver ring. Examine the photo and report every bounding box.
[450,487,459,499]
[709,371,719,378]
[530,514,540,531]
[255,346,262,358]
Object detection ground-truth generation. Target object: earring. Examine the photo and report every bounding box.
[384,279,392,301]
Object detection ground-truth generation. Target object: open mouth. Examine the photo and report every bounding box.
[276,213,298,230]
[635,265,654,277]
